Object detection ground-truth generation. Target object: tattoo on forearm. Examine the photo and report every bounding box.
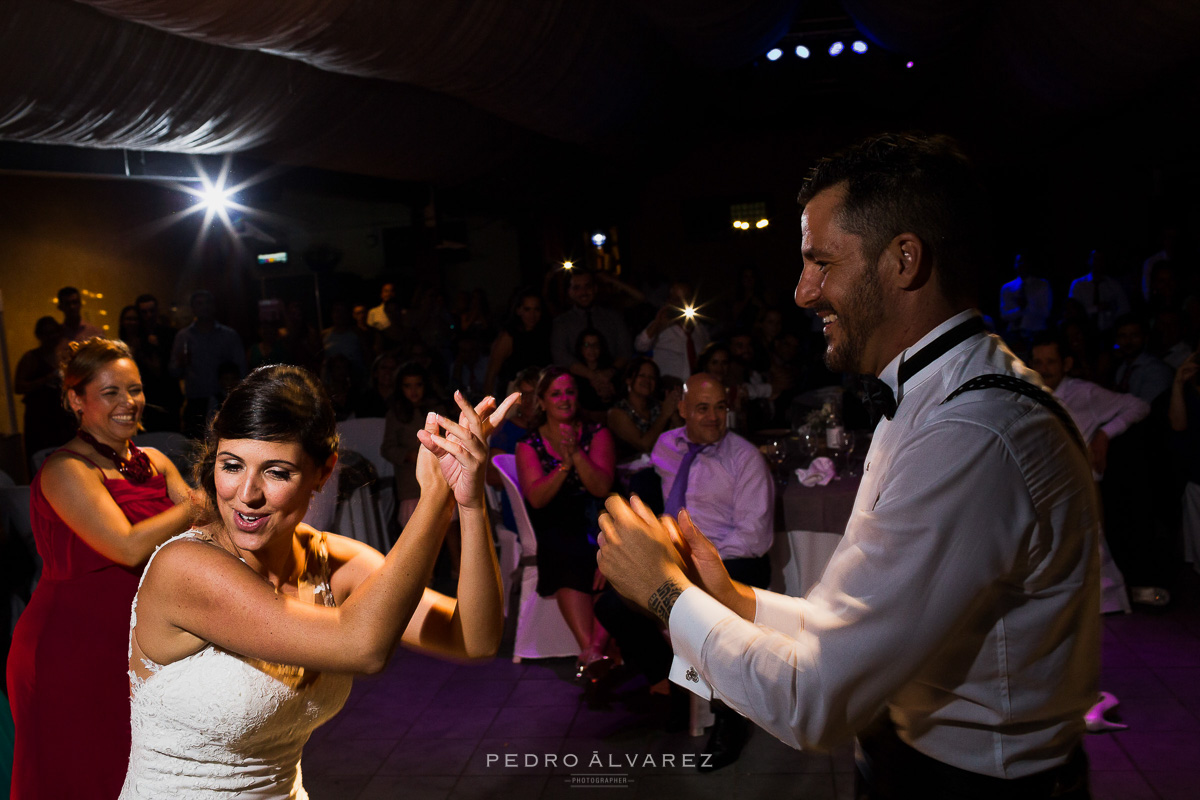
[648,578,684,626]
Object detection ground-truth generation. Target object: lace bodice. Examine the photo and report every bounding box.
[120,530,353,799]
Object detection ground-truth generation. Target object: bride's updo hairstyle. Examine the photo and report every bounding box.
[195,365,339,504]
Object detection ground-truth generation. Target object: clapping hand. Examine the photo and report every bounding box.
[416,391,519,508]
[596,495,691,621]
[558,423,580,460]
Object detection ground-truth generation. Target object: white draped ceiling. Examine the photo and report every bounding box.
[1,0,1198,181]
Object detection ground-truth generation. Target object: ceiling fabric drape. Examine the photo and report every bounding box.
[2,0,1199,180]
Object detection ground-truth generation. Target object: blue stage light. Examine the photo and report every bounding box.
[766,48,783,61]
[828,41,844,57]
[851,40,868,54]
[795,45,811,59]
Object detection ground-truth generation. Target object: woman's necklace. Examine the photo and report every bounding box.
[76,429,153,484]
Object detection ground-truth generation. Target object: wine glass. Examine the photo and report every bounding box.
[827,428,847,479]
[798,428,819,462]
[842,432,860,477]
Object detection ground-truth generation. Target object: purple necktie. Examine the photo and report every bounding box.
[664,441,707,516]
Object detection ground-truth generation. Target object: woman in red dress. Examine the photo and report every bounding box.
[6,338,199,799]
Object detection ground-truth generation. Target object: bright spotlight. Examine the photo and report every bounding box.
[851,40,868,54]
[906,61,914,68]
[829,41,844,57]
[795,45,811,59]
[198,184,234,212]
[766,48,783,61]
[682,305,697,320]
[562,260,574,270]
[591,233,606,247]
[756,219,769,229]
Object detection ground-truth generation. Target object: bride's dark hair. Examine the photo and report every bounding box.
[195,365,339,504]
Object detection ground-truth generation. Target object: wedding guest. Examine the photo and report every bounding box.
[606,357,680,461]
[1170,351,1200,573]
[999,254,1053,346]
[7,338,199,799]
[551,270,632,369]
[382,363,448,528]
[56,285,104,349]
[354,352,399,419]
[170,290,246,438]
[133,294,183,432]
[13,317,76,470]
[367,281,396,330]
[573,328,619,421]
[634,282,710,381]
[515,367,616,679]
[483,289,552,397]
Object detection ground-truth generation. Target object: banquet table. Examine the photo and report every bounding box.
[770,474,860,598]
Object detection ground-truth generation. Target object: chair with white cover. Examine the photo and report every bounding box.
[491,454,580,662]
[302,459,341,533]
[337,418,394,527]
[485,483,520,617]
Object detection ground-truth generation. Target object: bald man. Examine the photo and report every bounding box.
[596,373,774,768]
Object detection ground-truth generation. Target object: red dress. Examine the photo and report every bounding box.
[6,451,175,799]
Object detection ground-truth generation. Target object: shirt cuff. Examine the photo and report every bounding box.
[1099,421,1125,440]
[751,585,806,633]
[667,586,735,699]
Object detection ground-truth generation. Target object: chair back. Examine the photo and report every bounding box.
[0,470,14,488]
[30,448,57,473]
[491,454,537,560]
[133,431,192,477]
[337,418,391,481]
[302,459,341,531]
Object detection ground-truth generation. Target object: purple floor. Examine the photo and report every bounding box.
[303,567,1200,799]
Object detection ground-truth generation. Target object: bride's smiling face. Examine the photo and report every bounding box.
[213,438,330,554]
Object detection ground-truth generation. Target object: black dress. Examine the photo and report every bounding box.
[520,424,604,597]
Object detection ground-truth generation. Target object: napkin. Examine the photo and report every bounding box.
[618,453,653,472]
[796,456,836,487]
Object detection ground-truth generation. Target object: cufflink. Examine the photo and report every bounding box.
[685,667,699,683]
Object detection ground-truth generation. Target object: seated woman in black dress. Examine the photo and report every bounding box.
[515,367,616,678]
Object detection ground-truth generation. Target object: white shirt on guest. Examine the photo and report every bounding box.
[668,310,1099,779]
[635,322,709,381]
[367,303,390,330]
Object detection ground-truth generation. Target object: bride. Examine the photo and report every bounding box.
[120,365,515,798]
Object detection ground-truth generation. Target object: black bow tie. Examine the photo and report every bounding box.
[862,315,987,426]
[862,377,897,424]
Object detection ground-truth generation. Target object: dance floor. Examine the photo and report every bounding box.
[303,566,1200,799]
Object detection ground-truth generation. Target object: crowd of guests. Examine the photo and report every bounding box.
[4,231,1200,792]
[996,243,1200,603]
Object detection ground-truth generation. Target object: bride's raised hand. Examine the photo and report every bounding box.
[416,391,492,508]
[467,391,520,442]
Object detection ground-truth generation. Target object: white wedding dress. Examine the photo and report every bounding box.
[120,531,353,799]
